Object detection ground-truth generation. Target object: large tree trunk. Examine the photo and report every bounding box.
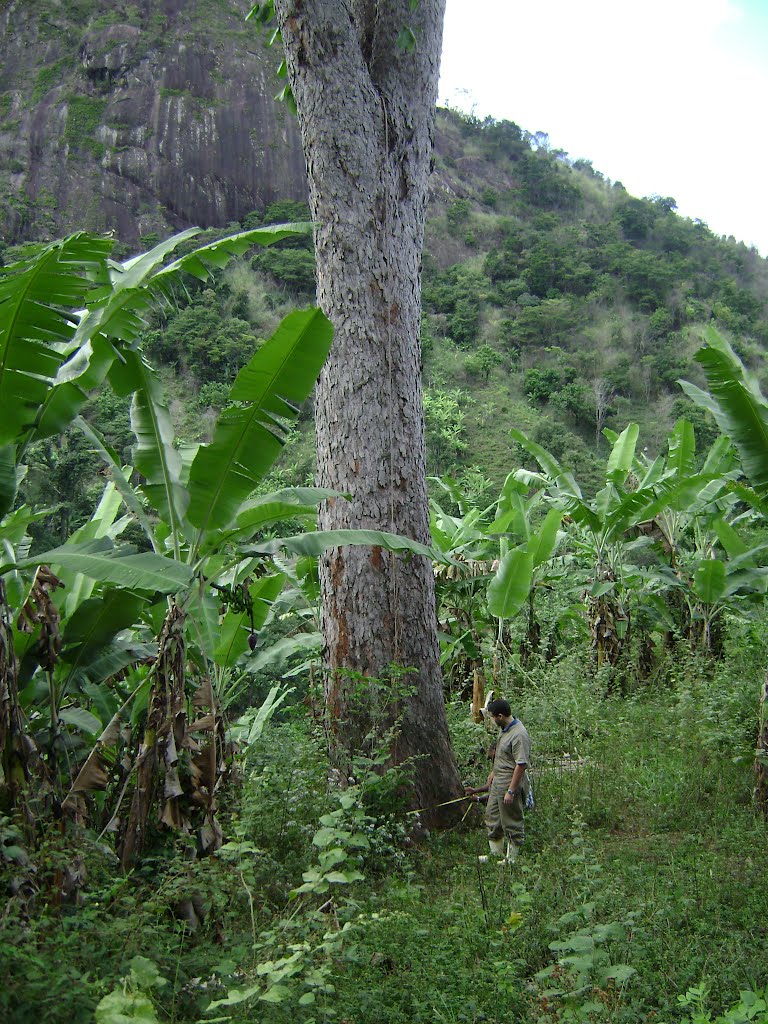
[275,0,462,821]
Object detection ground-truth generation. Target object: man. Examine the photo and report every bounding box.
[466,698,531,864]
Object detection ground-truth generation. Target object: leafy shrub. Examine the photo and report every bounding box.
[253,247,316,293]
[464,344,502,380]
[524,367,561,403]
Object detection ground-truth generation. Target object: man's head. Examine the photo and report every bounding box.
[487,698,512,726]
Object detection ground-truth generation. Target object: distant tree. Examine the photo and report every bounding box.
[464,344,502,380]
[592,377,616,445]
[523,367,560,403]
[615,197,657,241]
[647,194,677,214]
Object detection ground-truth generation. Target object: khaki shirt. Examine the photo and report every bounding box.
[491,718,531,791]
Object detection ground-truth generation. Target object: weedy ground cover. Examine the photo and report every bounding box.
[2,631,767,1023]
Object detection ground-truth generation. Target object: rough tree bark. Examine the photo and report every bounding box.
[274,0,463,820]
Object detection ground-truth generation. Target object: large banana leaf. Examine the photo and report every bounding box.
[680,328,768,494]
[10,539,193,593]
[0,445,17,519]
[529,508,564,568]
[58,590,147,693]
[487,546,534,618]
[186,308,333,534]
[244,633,322,676]
[212,573,286,667]
[605,423,639,485]
[692,559,727,604]
[667,418,696,478]
[202,487,343,552]
[510,428,582,499]
[712,516,749,559]
[109,350,189,546]
[59,480,126,618]
[75,417,158,549]
[30,225,312,446]
[0,234,112,448]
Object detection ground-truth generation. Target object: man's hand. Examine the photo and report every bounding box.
[503,790,515,806]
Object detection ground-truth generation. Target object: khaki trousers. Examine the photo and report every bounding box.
[485,785,526,846]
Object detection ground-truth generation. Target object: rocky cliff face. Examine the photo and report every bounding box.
[0,0,308,246]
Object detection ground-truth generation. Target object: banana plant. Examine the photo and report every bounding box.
[511,424,682,667]
[486,473,565,661]
[680,326,768,812]
[607,417,748,648]
[0,227,448,861]
[427,474,566,687]
[428,480,500,693]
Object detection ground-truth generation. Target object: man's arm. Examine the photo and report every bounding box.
[465,770,494,797]
[503,763,527,805]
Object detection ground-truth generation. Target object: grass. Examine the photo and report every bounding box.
[3,635,768,1023]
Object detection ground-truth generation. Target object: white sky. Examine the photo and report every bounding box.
[440,0,768,255]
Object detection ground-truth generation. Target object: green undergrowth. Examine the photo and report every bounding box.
[3,637,768,1023]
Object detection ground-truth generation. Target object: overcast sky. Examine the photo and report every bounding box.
[439,0,768,255]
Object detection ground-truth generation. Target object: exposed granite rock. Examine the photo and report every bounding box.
[0,0,308,245]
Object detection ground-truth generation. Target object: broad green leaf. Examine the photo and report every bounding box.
[604,487,664,543]
[0,445,18,519]
[109,350,189,542]
[58,706,102,735]
[682,329,768,493]
[530,508,563,568]
[712,516,748,559]
[128,956,167,990]
[212,573,285,667]
[260,985,291,1004]
[94,989,158,1024]
[61,588,146,648]
[565,499,601,535]
[601,964,637,984]
[692,559,727,604]
[61,480,125,617]
[636,454,666,490]
[0,503,50,548]
[590,581,615,598]
[42,227,309,445]
[59,590,147,693]
[186,308,333,534]
[18,540,193,593]
[153,223,310,287]
[245,632,321,675]
[75,416,158,548]
[606,423,639,484]
[487,547,534,618]
[186,583,221,662]
[701,434,735,477]
[510,428,582,499]
[237,684,295,746]
[79,640,154,691]
[206,982,262,1010]
[0,234,112,448]
[667,418,696,477]
[204,487,342,551]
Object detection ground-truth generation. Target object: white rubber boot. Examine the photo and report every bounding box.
[504,842,519,865]
[479,838,505,863]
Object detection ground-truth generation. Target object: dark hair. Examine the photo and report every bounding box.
[487,698,511,717]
